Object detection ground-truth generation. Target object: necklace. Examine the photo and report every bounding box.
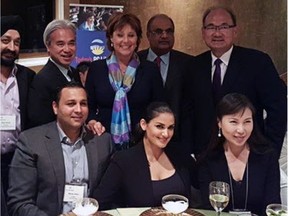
[228,162,249,211]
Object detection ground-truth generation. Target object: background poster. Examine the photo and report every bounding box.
[69,4,124,67]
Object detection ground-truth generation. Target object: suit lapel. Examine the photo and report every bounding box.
[16,66,28,129]
[45,122,66,208]
[83,133,99,194]
[135,144,155,204]
[221,46,242,94]
[46,60,69,84]
[165,51,177,89]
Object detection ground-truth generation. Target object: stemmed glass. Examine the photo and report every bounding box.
[72,197,99,216]
[162,194,189,215]
[209,181,230,216]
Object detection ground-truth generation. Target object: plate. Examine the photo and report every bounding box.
[140,207,205,216]
[94,212,113,216]
[61,211,112,216]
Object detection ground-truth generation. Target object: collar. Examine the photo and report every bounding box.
[56,122,86,145]
[12,64,18,76]
[147,49,170,65]
[50,58,71,76]
[211,45,234,66]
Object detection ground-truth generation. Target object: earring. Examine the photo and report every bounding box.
[111,42,113,47]
[218,128,222,137]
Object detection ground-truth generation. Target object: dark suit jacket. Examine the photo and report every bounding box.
[138,49,193,139]
[182,46,287,155]
[85,59,165,135]
[93,142,196,210]
[15,64,36,130]
[7,122,113,216]
[1,183,8,216]
[198,148,281,216]
[28,60,81,128]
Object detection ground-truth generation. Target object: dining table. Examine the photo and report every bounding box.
[63,207,233,216]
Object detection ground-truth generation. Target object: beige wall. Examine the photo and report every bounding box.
[66,0,287,75]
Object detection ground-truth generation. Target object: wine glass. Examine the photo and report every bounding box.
[72,197,99,216]
[266,203,288,216]
[161,194,189,215]
[209,181,230,216]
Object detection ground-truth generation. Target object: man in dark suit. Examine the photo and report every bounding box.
[28,19,82,128]
[138,14,193,139]
[0,15,36,198]
[182,6,287,156]
[8,82,113,216]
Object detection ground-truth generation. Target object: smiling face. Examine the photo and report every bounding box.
[110,24,138,59]
[46,28,76,69]
[218,108,253,148]
[52,87,88,134]
[147,16,175,56]
[1,29,20,67]
[140,112,175,149]
[202,8,237,57]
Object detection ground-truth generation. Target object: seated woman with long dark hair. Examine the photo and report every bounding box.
[93,102,197,210]
[198,93,281,216]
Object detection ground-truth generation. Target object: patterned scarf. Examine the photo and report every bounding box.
[106,52,140,146]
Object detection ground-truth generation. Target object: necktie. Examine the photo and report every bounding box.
[67,69,74,81]
[212,58,222,101]
[154,56,161,70]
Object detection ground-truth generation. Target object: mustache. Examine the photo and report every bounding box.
[1,49,17,56]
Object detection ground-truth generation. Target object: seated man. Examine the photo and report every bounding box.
[7,82,113,216]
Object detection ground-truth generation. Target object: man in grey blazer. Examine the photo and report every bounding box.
[138,14,193,140]
[8,82,113,216]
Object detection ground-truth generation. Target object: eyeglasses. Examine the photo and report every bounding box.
[203,24,236,32]
[150,28,174,36]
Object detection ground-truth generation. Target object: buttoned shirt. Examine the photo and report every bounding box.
[147,49,170,84]
[57,123,89,213]
[0,65,21,154]
[50,58,73,81]
[211,46,233,84]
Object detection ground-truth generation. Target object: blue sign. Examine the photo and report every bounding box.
[72,30,110,67]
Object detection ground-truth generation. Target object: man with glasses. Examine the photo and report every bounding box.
[138,14,193,140]
[181,6,287,157]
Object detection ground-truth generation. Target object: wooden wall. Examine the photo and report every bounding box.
[64,0,287,75]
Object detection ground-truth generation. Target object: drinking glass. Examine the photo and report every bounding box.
[266,203,288,216]
[209,181,230,216]
[72,197,99,216]
[161,194,189,215]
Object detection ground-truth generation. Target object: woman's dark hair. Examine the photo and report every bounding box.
[201,93,271,160]
[106,12,142,51]
[132,102,175,143]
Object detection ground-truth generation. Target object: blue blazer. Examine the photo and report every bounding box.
[181,46,287,155]
[85,58,165,135]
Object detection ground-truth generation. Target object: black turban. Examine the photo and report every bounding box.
[1,15,24,36]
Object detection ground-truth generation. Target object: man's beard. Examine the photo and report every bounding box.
[1,50,19,67]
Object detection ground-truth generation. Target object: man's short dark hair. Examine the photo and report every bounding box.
[54,81,86,104]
